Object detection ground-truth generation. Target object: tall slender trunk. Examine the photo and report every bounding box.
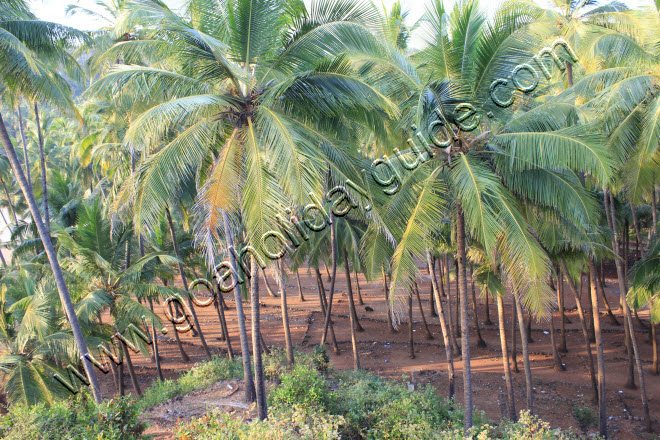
[604,191,636,388]
[0,178,19,229]
[630,202,642,257]
[119,337,141,396]
[408,290,415,359]
[596,264,618,325]
[213,283,233,359]
[383,267,396,333]
[454,260,461,338]
[513,290,533,414]
[250,259,267,420]
[456,203,472,429]
[550,280,565,372]
[470,266,486,347]
[355,269,364,305]
[33,103,49,233]
[484,288,493,325]
[277,260,294,366]
[511,301,519,373]
[566,62,574,87]
[443,257,460,354]
[222,211,255,402]
[321,214,338,347]
[16,107,31,191]
[652,323,658,375]
[343,247,360,370]
[624,305,652,432]
[148,298,165,381]
[496,295,516,421]
[557,269,567,353]
[261,268,278,297]
[429,258,438,317]
[165,207,212,359]
[166,296,190,362]
[295,268,305,301]
[561,259,598,403]
[589,261,607,437]
[0,114,102,404]
[427,251,454,398]
[315,266,340,353]
[414,281,433,339]
[526,312,534,343]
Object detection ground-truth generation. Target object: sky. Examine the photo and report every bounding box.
[30,0,655,51]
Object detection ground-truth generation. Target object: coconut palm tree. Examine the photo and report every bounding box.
[0,0,102,404]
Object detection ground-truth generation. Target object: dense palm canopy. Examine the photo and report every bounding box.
[0,0,657,437]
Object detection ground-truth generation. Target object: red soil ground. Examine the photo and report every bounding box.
[97,267,659,439]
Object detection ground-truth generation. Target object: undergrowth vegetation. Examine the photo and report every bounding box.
[173,348,585,440]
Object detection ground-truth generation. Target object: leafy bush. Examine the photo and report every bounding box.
[572,405,596,431]
[0,394,148,440]
[263,346,330,380]
[138,356,243,411]
[269,363,331,410]
[175,405,345,440]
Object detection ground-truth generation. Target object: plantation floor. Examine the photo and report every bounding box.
[99,266,659,439]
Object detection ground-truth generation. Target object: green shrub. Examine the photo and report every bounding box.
[175,405,344,440]
[0,394,148,440]
[494,411,584,439]
[269,363,331,410]
[138,356,243,411]
[572,405,596,431]
[263,346,331,380]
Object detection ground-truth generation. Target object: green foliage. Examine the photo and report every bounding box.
[175,405,345,440]
[269,364,331,410]
[138,356,243,411]
[572,405,597,431]
[0,394,148,440]
[263,345,330,379]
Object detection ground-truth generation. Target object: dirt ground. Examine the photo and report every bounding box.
[96,265,660,440]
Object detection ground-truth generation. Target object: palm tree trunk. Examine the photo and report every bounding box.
[261,268,278,297]
[429,257,438,317]
[166,297,190,362]
[321,214,338,347]
[119,337,141,396]
[604,190,636,389]
[0,114,102,404]
[630,202,642,257]
[589,261,607,437]
[16,107,31,191]
[250,258,267,420]
[456,202,472,429]
[624,304,652,432]
[471,266,486,348]
[33,103,49,233]
[343,247,360,370]
[557,269,568,353]
[277,260,294,366]
[408,290,415,359]
[414,281,433,340]
[442,257,460,354]
[354,269,364,305]
[560,259,598,403]
[652,323,658,375]
[484,288,493,325]
[165,206,212,359]
[427,251,454,399]
[315,266,340,353]
[0,177,19,228]
[511,301,519,373]
[382,266,396,333]
[148,298,165,381]
[513,289,533,414]
[549,301,565,372]
[222,211,255,402]
[454,260,461,338]
[496,294,516,421]
[213,284,233,359]
[596,264,618,325]
[295,268,305,301]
